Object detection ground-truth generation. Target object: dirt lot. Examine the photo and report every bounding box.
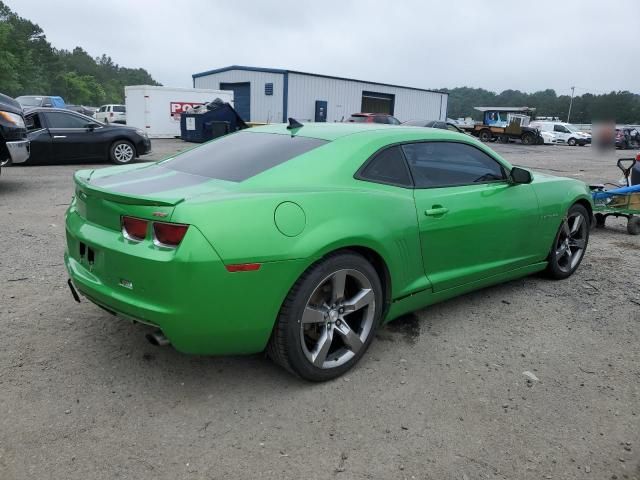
[1,140,638,480]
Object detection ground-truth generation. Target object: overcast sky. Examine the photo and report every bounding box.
[5,0,638,95]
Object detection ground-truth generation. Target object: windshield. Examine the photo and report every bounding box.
[566,124,580,133]
[16,96,42,107]
[162,131,328,182]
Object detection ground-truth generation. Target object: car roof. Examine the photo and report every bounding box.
[249,122,467,141]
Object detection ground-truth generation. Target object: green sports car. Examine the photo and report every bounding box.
[65,121,592,381]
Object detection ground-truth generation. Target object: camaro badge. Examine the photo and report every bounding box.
[119,279,133,290]
[152,211,168,218]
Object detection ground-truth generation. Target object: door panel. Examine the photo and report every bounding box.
[414,182,541,291]
[403,140,541,292]
[42,111,102,162]
[220,82,250,122]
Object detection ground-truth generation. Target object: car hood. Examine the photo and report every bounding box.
[0,93,23,115]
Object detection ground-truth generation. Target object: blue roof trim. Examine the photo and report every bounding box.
[282,72,288,122]
[192,65,448,96]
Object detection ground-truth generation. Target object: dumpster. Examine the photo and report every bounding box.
[180,99,248,143]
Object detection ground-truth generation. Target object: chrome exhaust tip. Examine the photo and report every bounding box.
[146,331,170,347]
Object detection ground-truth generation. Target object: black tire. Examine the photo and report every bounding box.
[479,130,492,142]
[628,216,640,235]
[267,251,383,382]
[521,133,535,145]
[567,137,577,146]
[109,140,136,164]
[546,204,590,279]
[594,213,606,228]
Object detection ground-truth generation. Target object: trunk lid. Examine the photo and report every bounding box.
[73,163,234,230]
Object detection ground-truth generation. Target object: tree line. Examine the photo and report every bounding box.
[442,87,640,124]
[0,1,160,106]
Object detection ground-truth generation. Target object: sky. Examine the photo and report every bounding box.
[5,0,639,96]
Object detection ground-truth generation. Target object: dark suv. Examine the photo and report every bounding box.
[347,113,401,125]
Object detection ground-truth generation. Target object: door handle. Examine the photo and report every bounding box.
[53,135,67,139]
[424,206,449,217]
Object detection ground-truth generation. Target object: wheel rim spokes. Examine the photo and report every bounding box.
[556,213,587,272]
[115,144,133,162]
[300,269,375,369]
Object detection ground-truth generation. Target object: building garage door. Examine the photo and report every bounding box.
[220,82,250,122]
[361,91,395,115]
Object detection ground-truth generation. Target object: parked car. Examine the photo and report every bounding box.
[403,119,466,133]
[22,107,150,165]
[529,121,591,146]
[615,127,640,149]
[65,121,592,381]
[347,113,401,125]
[0,92,30,171]
[95,104,126,124]
[15,95,65,109]
[66,104,98,117]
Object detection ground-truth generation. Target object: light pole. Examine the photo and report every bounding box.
[567,86,575,123]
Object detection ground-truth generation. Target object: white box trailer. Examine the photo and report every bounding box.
[124,85,234,138]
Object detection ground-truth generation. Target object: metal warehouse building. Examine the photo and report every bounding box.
[192,65,448,124]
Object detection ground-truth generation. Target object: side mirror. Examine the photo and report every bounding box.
[510,166,532,184]
[85,123,96,131]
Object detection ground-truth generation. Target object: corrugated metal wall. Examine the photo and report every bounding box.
[286,73,446,123]
[194,69,447,123]
[194,70,284,123]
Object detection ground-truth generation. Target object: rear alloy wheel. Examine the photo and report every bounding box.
[267,252,382,381]
[110,140,135,164]
[568,137,577,146]
[546,204,590,279]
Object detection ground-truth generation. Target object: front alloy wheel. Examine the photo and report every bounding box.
[546,204,589,279]
[110,140,135,164]
[268,252,382,381]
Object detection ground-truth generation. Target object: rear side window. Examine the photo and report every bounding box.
[357,146,412,187]
[402,142,506,188]
[163,132,328,182]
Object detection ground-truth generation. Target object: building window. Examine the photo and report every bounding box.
[361,91,395,115]
[265,83,273,96]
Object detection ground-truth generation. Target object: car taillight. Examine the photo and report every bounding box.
[153,222,189,247]
[122,216,148,241]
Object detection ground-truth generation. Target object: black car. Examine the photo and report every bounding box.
[403,119,466,133]
[66,104,98,117]
[22,108,151,165]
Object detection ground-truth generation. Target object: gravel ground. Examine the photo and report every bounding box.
[0,140,638,480]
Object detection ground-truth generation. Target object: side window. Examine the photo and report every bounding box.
[402,142,506,188]
[357,146,412,187]
[43,112,90,129]
[25,113,43,131]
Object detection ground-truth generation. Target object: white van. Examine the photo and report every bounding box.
[529,121,591,146]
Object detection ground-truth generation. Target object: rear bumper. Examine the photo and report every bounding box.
[5,139,30,164]
[64,207,306,355]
